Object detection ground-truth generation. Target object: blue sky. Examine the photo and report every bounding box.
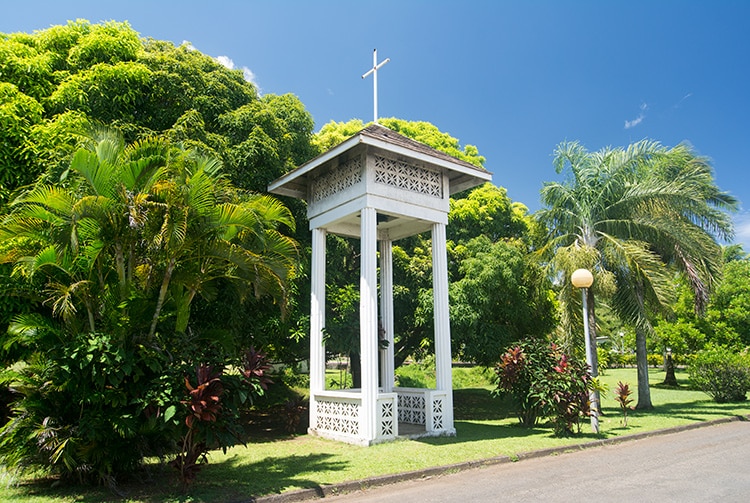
[3,1,750,249]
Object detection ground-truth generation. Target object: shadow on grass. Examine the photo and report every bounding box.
[5,451,349,503]
[453,387,513,421]
[627,399,748,424]
[188,451,350,500]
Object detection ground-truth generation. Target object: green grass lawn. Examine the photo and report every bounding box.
[2,367,749,503]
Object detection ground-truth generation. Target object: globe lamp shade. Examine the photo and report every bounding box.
[571,268,594,289]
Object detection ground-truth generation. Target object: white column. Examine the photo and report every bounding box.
[309,227,327,430]
[379,238,395,392]
[360,207,379,441]
[432,222,454,429]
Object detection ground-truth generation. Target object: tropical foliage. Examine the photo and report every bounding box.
[0,18,315,366]
[0,130,296,483]
[494,339,593,436]
[688,345,750,403]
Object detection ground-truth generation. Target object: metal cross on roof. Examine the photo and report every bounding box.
[361,48,390,124]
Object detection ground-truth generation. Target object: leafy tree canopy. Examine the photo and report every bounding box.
[314,117,485,168]
[0,20,316,207]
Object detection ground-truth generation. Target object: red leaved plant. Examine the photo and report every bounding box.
[614,381,634,426]
[171,365,224,487]
[241,346,273,392]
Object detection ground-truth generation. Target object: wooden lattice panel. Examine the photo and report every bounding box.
[311,157,362,202]
[374,155,442,198]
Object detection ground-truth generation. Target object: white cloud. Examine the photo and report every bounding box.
[674,92,693,109]
[625,102,648,129]
[624,115,644,129]
[176,42,260,91]
[216,55,234,69]
[216,55,260,91]
[242,67,257,85]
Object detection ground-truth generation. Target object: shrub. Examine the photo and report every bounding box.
[529,350,592,436]
[596,346,609,374]
[494,339,594,435]
[688,346,750,403]
[494,341,550,426]
[0,332,183,485]
[395,357,436,389]
[647,353,664,367]
[280,366,310,390]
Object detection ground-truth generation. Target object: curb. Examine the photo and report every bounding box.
[243,414,749,503]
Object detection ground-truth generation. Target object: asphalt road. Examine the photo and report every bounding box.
[324,420,750,502]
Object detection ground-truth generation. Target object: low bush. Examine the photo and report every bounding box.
[647,353,664,368]
[494,339,593,435]
[395,357,436,389]
[395,365,433,388]
[688,345,750,403]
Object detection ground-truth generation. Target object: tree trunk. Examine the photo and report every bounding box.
[663,352,679,387]
[635,326,653,409]
[149,257,176,340]
[349,351,361,389]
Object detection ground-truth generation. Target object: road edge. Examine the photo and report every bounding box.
[244,414,749,503]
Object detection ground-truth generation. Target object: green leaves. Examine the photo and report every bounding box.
[688,345,750,403]
[495,339,593,435]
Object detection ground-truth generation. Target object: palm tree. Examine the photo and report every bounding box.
[538,140,736,409]
[1,128,298,341]
[0,129,170,333]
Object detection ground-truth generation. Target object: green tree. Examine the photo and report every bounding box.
[0,19,315,197]
[314,117,485,168]
[0,83,44,205]
[706,258,750,346]
[0,20,315,363]
[538,140,737,409]
[449,236,556,366]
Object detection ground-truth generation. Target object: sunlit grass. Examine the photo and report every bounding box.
[2,368,748,503]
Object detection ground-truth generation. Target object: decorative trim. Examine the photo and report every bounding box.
[311,156,362,202]
[397,392,426,425]
[316,397,360,436]
[374,155,442,198]
[380,400,394,436]
[432,397,444,430]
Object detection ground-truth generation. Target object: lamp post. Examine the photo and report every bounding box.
[571,268,599,433]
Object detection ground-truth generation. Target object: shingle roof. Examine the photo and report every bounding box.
[359,123,489,174]
[268,122,492,199]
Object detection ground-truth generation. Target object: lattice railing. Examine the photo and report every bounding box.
[397,390,427,425]
[315,396,360,436]
[379,396,395,437]
[396,388,448,432]
[431,394,445,430]
[374,155,442,198]
[311,156,362,202]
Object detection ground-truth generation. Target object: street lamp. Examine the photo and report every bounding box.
[571,268,599,433]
